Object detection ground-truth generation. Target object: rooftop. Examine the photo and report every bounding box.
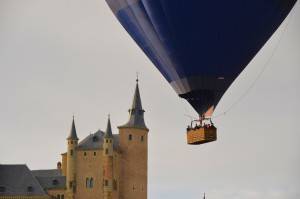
[77,130,119,151]
[31,169,65,190]
[0,165,47,196]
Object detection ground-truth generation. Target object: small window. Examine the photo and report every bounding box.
[90,178,94,188]
[0,186,6,193]
[94,152,96,156]
[57,194,61,199]
[70,150,73,156]
[105,180,108,186]
[27,186,33,192]
[61,195,64,199]
[84,152,87,156]
[105,149,108,154]
[86,178,89,188]
[92,136,98,142]
[71,141,73,144]
[52,179,58,185]
[141,136,144,142]
[129,134,132,141]
[110,140,112,143]
[69,181,73,189]
[86,177,94,188]
[106,140,108,143]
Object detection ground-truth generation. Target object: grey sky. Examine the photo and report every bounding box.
[0,1,299,199]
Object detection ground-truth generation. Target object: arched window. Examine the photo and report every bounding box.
[61,195,64,199]
[70,150,73,156]
[141,136,144,142]
[86,178,89,188]
[84,152,87,156]
[57,194,61,199]
[94,152,96,156]
[105,149,108,154]
[90,178,94,188]
[86,177,94,188]
[129,134,132,141]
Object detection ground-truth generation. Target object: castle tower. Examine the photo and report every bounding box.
[118,79,149,199]
[103,116,114,199]
[66,116,79,199]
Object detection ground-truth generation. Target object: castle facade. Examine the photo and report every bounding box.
[0,80,148,199]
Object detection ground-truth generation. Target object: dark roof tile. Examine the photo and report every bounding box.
[0,165,47,196]
[35,176,66,190]
[31,169,62,178]
[77,130,119,150]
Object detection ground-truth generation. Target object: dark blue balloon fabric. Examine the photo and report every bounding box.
[106,0,297,115]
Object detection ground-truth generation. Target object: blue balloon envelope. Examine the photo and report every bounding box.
[105,0,297,116]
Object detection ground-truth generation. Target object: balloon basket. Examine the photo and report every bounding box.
[186,126,217,145]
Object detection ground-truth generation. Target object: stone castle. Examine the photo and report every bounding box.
[0,80,148,199]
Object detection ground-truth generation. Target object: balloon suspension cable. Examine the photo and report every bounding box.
[212,6,297,120]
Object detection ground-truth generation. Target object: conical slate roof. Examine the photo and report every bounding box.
[119,80,148,130]
[67,116,78,140]
[104,116,113,138]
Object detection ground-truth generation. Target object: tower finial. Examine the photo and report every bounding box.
[136,72,139,83]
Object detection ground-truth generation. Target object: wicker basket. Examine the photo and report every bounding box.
[187,126,217,145]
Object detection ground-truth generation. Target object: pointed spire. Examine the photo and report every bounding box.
[68,115,79,140]
[104,114,113,138]
[119,78,148,130]
[131,78,143,111]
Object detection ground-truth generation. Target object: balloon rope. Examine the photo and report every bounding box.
[212,5,297,119]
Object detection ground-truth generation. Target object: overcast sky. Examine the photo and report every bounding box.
[0,1,299,199]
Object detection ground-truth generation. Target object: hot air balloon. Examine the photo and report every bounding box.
[105,0,297,145]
